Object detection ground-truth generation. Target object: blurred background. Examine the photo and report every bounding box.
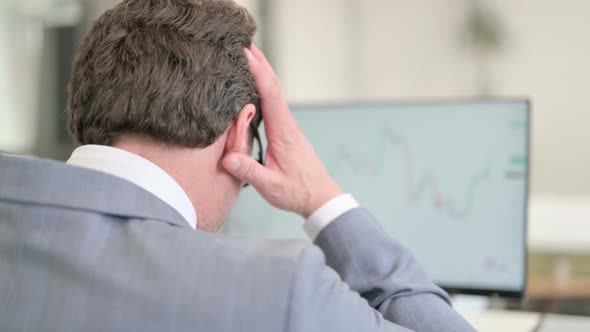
[1,0,589,319]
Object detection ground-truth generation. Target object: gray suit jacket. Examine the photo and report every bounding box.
[0,154,476,332]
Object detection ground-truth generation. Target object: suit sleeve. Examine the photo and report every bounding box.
[310,208,477,332]
[285,245,413,332]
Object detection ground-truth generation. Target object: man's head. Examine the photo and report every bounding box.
[66,0,262,231]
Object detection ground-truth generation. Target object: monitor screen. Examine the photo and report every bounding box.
[224,100,529,296]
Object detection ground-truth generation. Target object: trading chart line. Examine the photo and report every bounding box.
[336,128,491,219]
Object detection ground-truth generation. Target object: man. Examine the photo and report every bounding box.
[0,0,476,331]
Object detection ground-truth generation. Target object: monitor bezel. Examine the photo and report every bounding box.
[286,98,531,299]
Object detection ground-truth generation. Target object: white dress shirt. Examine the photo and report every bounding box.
[67,145,359,238]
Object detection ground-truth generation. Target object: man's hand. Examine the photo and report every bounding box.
[222,45,342,218]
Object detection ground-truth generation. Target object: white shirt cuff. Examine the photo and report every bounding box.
[303,194,360,240]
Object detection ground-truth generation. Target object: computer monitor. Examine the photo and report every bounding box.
[224,100,530,297]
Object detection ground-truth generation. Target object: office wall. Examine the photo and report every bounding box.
[489,0,590,196]
[0,3,45,153]
[85,0,590,196]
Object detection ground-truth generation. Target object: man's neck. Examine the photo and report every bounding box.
[112,134,227,231]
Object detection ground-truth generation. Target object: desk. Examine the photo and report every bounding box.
[459,310,590,332]
[527,275,590,299]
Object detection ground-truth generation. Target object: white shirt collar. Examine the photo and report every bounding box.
[66,145,197,229]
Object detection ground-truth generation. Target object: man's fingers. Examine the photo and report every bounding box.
[222,153,279,190]
[250,44,271,69]
[245,47,297,135]
[247,45,284,103]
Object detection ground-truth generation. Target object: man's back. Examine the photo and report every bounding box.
[0,154,307,331]
[0,154,478,332]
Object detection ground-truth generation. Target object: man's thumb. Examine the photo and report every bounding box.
[222,153,264,186]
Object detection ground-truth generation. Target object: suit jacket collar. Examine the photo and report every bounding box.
[0,153,190,229]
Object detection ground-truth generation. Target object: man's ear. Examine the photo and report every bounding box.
[225,103,256,155]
